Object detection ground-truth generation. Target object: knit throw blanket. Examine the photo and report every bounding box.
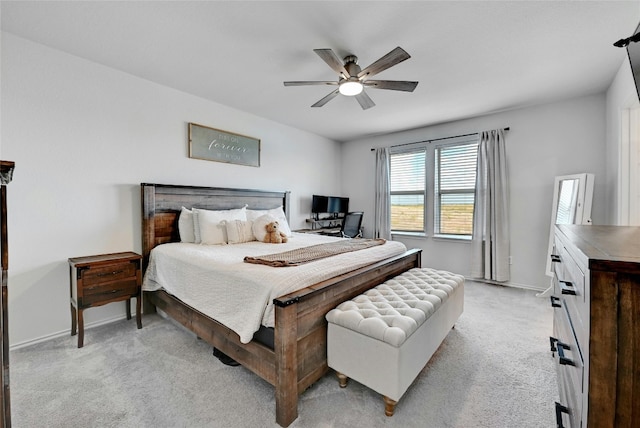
[244,239,386,267]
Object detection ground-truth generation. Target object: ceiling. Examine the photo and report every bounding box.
[2,1,639,142]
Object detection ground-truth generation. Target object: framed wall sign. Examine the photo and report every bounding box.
[188,122,261,167]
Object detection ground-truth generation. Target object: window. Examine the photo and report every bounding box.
[388,135,479,238]
[434,140,479,237]
[390,149,426,233]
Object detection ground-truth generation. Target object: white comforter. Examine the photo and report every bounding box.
[142,233,407,343]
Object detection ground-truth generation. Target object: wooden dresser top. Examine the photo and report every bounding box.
[557,225,640,271]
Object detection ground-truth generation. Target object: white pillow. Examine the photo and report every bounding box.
[225,219,255,244]
[251,214,280,243]
[178,207,195,243]
[247,206,292,236]
[194,207,247,245]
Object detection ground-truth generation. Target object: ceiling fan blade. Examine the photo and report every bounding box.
[357,47,411,80]
[364,80,418,92]
[314,49,350,78]
[284,81,338,87]
[355,91,375,110]
[311,89,340,107]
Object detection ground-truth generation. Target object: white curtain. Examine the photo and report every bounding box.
[471,129,510,282]
[374,147,391,240]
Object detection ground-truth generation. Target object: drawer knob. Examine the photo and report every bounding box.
[555,402,569,428]
[550,296,561,308]
[558,280,576,296]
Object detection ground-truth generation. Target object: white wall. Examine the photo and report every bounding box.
[605,57,639,225]
[1,34,343,347]
[341,94,607,290]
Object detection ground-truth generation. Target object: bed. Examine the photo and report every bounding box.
[140,183,422,427]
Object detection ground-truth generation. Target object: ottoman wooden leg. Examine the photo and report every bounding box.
[383,396,397,416]
[336,372,348,388]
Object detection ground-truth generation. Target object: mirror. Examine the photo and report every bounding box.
[556,178,580,224]
[545,173,594,277]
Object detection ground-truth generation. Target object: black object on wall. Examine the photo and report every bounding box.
[615,20,640,102]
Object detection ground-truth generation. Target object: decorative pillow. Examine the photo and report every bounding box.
[251,214,279,243]
[225,219,255,244]
[247,206,292,236]
[178,207,196,243]
[193,207,247,245]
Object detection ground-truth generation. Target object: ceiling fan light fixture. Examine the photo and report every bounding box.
[339,80,363,96]
[284,47,415,109]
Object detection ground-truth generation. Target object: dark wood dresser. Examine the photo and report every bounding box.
[551,224,640,427]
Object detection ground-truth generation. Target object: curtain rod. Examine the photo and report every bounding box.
[370,127,510,151]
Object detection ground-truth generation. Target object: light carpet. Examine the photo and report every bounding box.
[10,280,557,427]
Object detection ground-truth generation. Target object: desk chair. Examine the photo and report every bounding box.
[340,212,363,238]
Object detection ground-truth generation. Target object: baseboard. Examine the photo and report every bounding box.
[467,277,547,293]
[10,314,129,351]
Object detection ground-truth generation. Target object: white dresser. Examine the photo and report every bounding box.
[551,224,640,427]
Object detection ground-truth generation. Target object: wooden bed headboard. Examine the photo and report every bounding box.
[141,183,290,267]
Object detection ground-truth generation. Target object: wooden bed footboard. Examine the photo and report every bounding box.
[140,183,422,427]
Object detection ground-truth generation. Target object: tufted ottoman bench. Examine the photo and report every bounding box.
[325,267,464,416]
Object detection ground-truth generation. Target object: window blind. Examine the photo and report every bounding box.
[390,150,426,232]
[435,141,478,235]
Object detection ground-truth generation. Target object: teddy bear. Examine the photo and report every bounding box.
[264,221,288,244]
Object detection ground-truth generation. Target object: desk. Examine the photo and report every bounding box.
[306,217,343,230]
[295,227,341,235]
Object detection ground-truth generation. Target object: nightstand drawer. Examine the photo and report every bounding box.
[80,262,137,286]
[81,278,139,305]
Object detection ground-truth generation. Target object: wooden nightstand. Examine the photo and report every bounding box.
[68,252,142,348]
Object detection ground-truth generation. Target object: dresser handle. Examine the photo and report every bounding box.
[558,280,576,295]
[550,296,561,308]
[556,341,575,366]
[97,270,124,277]
[550,254,561,263]
[549,336,558,353]
[555,402,569,428]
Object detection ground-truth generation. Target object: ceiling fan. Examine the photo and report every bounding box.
[283,46,418,110]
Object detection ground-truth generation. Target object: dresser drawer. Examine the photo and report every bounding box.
[556,242,585,301]
[552,300,583,428]
[80,262,137,286]
[554,242,587,348]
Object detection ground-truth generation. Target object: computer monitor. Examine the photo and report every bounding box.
[311,195,329,214]
[328,196,349,215]
[311,194,349,219]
